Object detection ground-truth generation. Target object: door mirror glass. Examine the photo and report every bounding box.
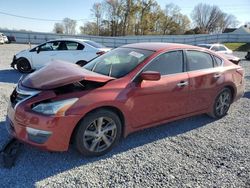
[140,71,161,81]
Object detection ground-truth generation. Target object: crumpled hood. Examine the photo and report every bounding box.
[21,60,113,90]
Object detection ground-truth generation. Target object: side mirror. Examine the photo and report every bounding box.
[140,71,161,81]
[36,47,41,54]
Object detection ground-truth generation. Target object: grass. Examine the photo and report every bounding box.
[223,43,250,51]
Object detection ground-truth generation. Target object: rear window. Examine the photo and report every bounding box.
[84,41,105,48]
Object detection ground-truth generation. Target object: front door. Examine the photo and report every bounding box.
[31,41,59,69]
[127,50,190,128]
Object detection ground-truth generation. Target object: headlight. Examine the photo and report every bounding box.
[32,98,78,116]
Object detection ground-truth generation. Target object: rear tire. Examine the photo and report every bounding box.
[208,88,232,118]
[74,109,122,157]
[16,58,32,73]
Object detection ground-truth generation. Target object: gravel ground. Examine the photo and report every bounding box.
[0,44,249,187]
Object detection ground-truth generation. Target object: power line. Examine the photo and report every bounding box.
[0,11,87,22]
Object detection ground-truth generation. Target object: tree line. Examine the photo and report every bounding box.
[53,1,239,36]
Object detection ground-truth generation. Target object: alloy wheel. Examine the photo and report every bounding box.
[215,90,231,116]
[83,117,117,153]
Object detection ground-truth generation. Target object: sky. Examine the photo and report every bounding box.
[0,0,249,33]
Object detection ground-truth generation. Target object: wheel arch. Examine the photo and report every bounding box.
[16,56,32,67]
[224,85,235,102]
[70,105,126,144]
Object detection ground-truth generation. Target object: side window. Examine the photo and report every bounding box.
[64,41,84,50]
[218,45,227,51]
[214,56,223,67]
[144,51,183,75]
[39,41,63,52]
[39,42,54,51]
[77,43,84,50]
[186,51,214,71]
[51,41,60,50]
[56,41,68,50]
[211,46,219,51]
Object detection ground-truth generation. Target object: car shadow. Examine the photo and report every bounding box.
[0,114,215,186]
[0,69,24,84]
[244,91,250,99]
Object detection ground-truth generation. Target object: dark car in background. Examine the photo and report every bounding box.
[7,35,16,43]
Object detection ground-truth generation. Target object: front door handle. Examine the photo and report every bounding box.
[177,81,189,87]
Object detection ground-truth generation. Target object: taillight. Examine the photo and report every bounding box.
[96,51,105,56]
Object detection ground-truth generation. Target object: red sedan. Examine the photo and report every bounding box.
[6,43,245,156]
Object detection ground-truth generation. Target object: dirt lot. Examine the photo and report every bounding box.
[0,44,249,187]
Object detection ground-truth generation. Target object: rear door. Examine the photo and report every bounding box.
[127,50,190,128]
[185,50,224,113]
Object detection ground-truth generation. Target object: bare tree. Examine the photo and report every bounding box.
[122,0,132,35]
[91,3,102,35]
[80,1,194,36]
[62,17,77,35]
[217,14,239,32]
[191,3,238,33]
[53,23,64,34]
[158,3,190,35]
[80,22,97,34]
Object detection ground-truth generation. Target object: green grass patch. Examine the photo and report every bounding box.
[224,43,250,51]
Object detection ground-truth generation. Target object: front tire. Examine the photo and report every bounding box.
[16,58,32,73]
[209,88,232,118]
[74,109,122,157]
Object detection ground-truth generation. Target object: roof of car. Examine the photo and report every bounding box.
[121,42,199,51]
[48,38,95,44]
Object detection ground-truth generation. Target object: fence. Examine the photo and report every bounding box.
[1,29,250,48]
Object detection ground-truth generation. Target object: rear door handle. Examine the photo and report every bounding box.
[177,81,189,87]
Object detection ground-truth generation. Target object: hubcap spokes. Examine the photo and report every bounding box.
[216,92,230,116]
[83,117,117,152]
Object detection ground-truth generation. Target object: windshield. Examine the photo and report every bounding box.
[84,47,153,78]
[84,40,106,48]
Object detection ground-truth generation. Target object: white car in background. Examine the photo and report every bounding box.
[197,43,233,54]
[0,33,8,44]
[0,37,4,44]
[197,43,241,65]
[11,38,111,73]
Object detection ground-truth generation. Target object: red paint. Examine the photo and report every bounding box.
[7,43,245,152]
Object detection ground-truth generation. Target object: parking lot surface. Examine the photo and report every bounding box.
[0,44,249,187]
